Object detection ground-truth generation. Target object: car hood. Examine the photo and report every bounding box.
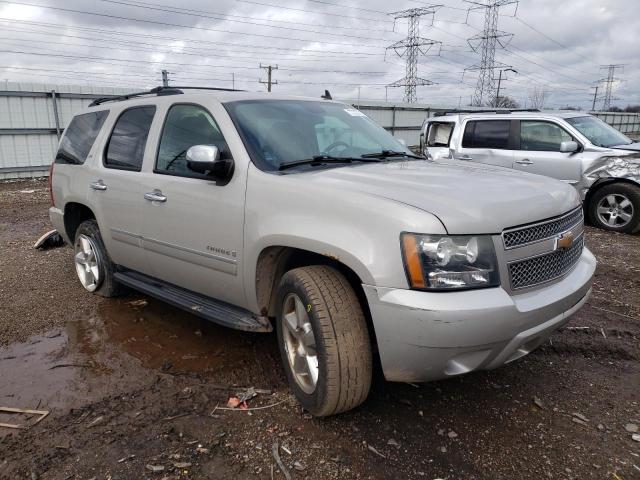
[611,142,640,152]
[299,160,580,234]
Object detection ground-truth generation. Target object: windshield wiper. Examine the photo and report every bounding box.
[278,155,381,171]
[360,150,422,160]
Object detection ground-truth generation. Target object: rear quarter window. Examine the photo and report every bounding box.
[55,110,109,165]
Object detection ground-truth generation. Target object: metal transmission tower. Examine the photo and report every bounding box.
[464,0,517,106]
[386,6,442,103]
[599,64,624,111]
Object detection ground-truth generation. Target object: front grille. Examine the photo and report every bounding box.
[502,207,583,249]
[508,234,584,290]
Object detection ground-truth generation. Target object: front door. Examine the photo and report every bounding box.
[140,102,246,307]
[512,120,582,185]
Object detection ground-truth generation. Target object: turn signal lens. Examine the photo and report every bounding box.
[401,233,426,288]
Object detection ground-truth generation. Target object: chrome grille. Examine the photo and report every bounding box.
[508,235,584,290]
[503,207,583,249]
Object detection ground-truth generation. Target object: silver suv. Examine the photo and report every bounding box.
[49,87,595,416]
[421,110,640,233]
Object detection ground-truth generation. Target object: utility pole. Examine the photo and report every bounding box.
[495,67,517,106]
[591,85,599,111]
[259,64,278,92]
[161,69,170,87]
[232,73,235,90]
[599,64,624,111]
[386,6,442,103]
[464,0,517,106]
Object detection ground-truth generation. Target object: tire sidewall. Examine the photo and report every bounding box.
[589,183,640,233]
[275,272,330,414]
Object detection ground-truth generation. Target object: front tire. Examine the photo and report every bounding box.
[275,266,372,416]
[73,219,123,297]
[588,183,640,234]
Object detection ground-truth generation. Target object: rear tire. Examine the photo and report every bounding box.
[73,219,124,297]
[588,183,640,234]
[275,265,372,416]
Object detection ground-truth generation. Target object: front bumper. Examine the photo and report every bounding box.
[363,247,596,383]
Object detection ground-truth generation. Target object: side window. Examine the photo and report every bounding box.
[55,110,108,165]
[156,104,228,176]
[463,120,510,149]
[427,122,454,147]
[520,121,573,152]
[104,106,155,171]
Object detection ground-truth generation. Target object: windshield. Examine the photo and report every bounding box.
[224,100,412,171]
[565,115,633,148]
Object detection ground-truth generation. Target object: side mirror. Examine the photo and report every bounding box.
[186,145,233,180]
[559,140,579,153]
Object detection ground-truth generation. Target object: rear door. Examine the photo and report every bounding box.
[90,105,156,275]
[455,119,515,168]
[512,120,582,184]
[139,102,247,307]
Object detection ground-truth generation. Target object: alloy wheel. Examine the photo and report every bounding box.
[74,234,101,292]
[281,293,319,394]
[596,193,634,228]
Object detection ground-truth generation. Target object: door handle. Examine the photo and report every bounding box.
[90,180,107,191]
[144,190,167,203]
[458,155,473,161]
[515,159,533,165]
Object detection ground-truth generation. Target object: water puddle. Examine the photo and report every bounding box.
[0,296,273,426]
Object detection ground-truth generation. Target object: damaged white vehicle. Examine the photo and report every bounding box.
[421,111,640,233]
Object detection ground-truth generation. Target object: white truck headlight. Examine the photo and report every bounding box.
[401,233,500,290]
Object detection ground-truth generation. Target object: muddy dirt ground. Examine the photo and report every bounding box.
[0,178,638,480]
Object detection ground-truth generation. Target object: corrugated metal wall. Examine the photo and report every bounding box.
[1,82,639,179]
[0,81,134,180]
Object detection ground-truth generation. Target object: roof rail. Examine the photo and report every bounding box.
[442,108,541,115]
[89,85,245,107]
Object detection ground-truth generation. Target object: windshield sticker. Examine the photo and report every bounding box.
[344,108,367,117]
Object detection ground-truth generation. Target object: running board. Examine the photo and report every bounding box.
[113,270,272,333]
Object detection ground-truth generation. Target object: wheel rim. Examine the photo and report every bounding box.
[74,234,101,292]
[596,193,634,228]
[281,293,319,394]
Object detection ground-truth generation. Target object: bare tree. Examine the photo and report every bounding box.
[491,96,520,108]
[528,86,548,109]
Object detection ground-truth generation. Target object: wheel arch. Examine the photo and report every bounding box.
[585,177,640,209]
[63,202,97,242]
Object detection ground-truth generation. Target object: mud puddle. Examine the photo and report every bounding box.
[0,296,276,430]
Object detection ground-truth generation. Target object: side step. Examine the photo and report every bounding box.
[113,270,272,333]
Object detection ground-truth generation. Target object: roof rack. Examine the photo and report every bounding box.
[89,85,245,107]
[442,108,540,115]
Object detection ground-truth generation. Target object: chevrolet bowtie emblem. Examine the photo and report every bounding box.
[556,232,574,251]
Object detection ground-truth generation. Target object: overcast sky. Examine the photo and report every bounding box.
[0,0,637,109]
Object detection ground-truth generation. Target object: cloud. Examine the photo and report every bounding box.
[0,0,637,108]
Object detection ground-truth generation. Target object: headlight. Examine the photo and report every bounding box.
[401,233,500,290]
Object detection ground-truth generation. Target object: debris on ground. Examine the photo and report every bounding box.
[145,464,164,473]
[33,230,64,250]
[367,444,386,458]
[272,441,291,480]
[127,299,148,308]
[625,423,638,433]
[533,396,545,409]
[0,407,49,429]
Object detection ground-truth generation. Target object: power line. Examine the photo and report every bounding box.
[91,0,397,41]
[234,0,393,23]
[0,0,388,48]
[386,6,441,103]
